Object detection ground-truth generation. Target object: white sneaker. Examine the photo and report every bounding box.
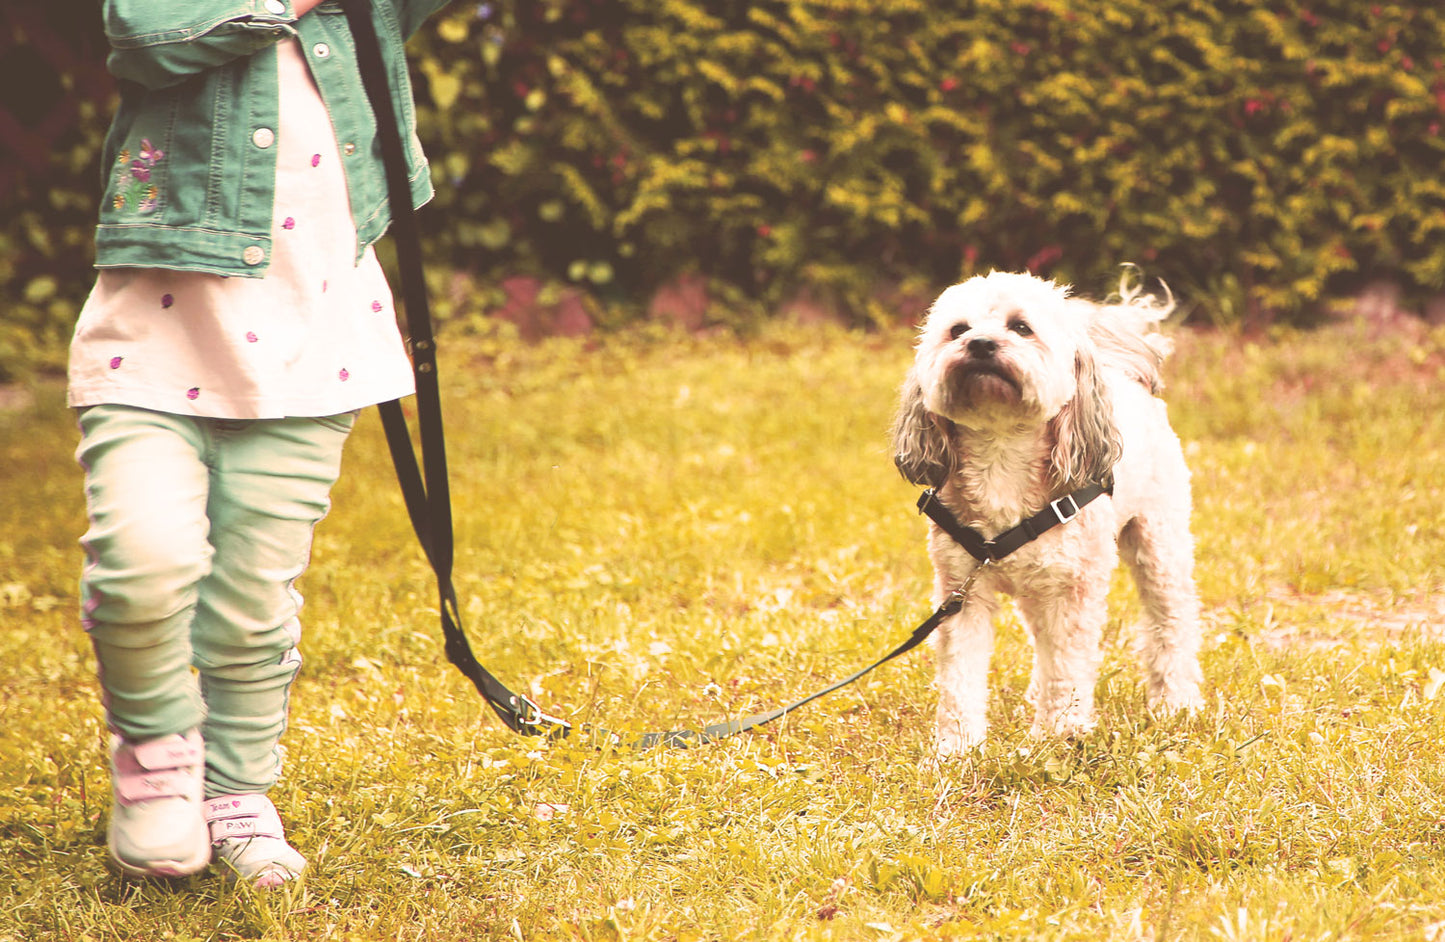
[107,730,210,878]
[205,794,306,887]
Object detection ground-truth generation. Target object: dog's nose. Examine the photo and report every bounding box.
[967,337,999,359]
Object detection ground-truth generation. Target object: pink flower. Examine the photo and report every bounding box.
[338,368,350,382]
[186,387,200,400]
[109,356,123,369]
[245,331,258,343]
[311,154,321,168]
[282,217,295,230]
[371,300,383,312]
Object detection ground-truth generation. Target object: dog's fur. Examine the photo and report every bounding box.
[892,271,1204,754]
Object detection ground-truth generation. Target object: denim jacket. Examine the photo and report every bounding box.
[96,0,449,276]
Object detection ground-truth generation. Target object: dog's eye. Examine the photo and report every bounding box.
[1008,319,1033,337]
[949,322,970,340]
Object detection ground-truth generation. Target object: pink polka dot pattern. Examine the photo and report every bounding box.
[282,217,295,230]
[338,368,350,382]
[186,387,200,400]
[245,331,259,343]
[109,356,123,370]
[311,154,321,168]
[371,300,383,312]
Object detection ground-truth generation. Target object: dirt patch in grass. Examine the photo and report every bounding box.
[1242,587,1445,651]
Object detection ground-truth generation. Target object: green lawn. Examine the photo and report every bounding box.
[2,318,1445,941]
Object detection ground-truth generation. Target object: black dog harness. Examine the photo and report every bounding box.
[915,479,1113,563]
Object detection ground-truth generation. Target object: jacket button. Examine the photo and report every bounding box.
[264,0,286,13]
[343,143,357,156]
[252,127,275,149]
[313,43,331,58]
[243,246,265,266]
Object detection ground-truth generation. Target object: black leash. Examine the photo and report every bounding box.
[343,0,1108,749]
[342,0,563,738]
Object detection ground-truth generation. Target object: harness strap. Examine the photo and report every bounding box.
[916,479,1113,562]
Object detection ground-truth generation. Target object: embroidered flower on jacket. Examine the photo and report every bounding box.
[111,138,166,215]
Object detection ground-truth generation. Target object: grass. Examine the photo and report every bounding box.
[2,316,1445,941]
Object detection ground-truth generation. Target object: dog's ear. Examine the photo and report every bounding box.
[1049,346,1121,491]
[892,367,955,488]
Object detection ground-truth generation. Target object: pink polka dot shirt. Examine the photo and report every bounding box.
[67,40,415,419]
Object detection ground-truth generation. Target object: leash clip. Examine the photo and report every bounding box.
[511,694,572,736]
[944,558,993,612]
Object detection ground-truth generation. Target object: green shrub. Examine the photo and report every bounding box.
[412,0,1445,324]
[4,1,1444,380]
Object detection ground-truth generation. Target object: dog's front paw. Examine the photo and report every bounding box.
[935,715,987,758]
[1028,680,1096,741]
[1147,683,1204,716]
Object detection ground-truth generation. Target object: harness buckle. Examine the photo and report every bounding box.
[1049,494,1081,525]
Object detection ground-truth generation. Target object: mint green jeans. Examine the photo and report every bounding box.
[76,404,355,797]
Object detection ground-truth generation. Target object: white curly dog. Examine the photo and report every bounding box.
[892,271,1204,755]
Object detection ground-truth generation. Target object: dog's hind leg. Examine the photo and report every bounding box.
[1119,514,1205,715]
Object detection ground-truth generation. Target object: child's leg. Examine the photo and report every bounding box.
[191,413,355,885]
[76,404,215,876]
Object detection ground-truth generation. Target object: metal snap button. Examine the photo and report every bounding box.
[264,0,286,14]
[313,43,330,58]
[242,245,265,266]
[252,127,275,149]
[343,142,357,156]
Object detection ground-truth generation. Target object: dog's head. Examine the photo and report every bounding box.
[892,271,1121,491]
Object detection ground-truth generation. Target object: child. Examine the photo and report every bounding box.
[70,0,451,885]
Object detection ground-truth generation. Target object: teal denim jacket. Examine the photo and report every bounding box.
[96,0,449,276]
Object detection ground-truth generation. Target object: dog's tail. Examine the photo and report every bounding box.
[1083,268,1175,394]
